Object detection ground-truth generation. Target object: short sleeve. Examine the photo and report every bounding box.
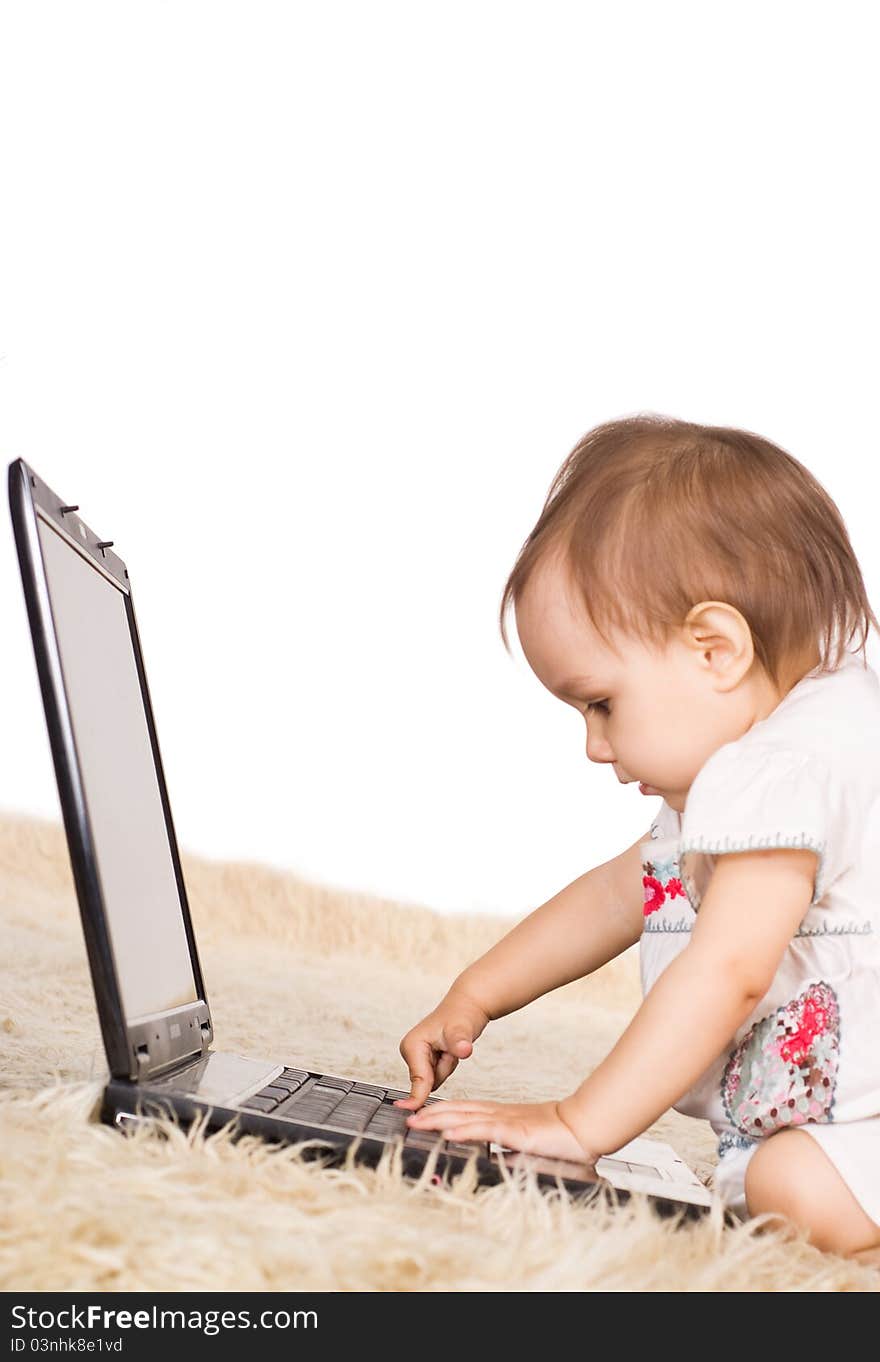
[680,742,854,908]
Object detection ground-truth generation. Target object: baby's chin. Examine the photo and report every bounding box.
[633,780,687,812]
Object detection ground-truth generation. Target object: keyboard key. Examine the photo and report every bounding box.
[321,1094,383,1133]
[352,1083,387,1098]
[365,1118,408,1134]
[275,1081,347,1124]
[365,1110,410,1137]
[241,1083,295,1109]
[271,1076,306,1095]
[316,1076,354,1092]
[241,1096,277,1113]
[367,1103,409,1120]
[281,1069,311,1084]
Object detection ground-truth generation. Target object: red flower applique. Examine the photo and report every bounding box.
[643,875,665,916]
[665,877,685,900]
[778,994,830,1066]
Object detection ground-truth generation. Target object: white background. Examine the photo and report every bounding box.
[1,2,878,917]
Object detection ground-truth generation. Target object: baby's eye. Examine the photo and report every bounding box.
[586,700,611,716]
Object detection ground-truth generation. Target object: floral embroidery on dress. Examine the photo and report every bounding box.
[641,852,686,917]
[720,981,840,1139]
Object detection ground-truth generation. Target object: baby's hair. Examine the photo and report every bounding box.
[498,413,880,692]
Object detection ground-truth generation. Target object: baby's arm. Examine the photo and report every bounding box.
[397,830,650,1106]
[454,828,651,1020]
[556,846,819,1159]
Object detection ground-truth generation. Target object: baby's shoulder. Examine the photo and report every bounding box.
[681,736,869,909]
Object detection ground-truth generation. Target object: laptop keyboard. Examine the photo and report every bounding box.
[239,1068,488,1160]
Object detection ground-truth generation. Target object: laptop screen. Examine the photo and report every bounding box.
[36,514,199,1023]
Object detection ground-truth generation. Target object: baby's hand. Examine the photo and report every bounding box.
[404,1098,597,1165]
[395,987,490,1109]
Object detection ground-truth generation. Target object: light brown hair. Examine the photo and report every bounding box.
[498,414,880,692]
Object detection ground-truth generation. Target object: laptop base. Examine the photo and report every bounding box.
[100,1052,720,1224]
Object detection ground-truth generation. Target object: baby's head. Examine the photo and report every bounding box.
[500,415,878,812]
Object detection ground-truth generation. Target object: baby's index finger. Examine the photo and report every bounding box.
[393,1084,430,1109]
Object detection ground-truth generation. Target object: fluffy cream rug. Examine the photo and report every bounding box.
[1,810,878,1292]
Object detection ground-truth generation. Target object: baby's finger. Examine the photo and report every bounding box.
[406,1101,498,1128]
[395,1044,470,1109]
[432,1050,459,1088]
[441,1120,497,1144]
[440,1026,475,1059]
[396,1038,438,1109]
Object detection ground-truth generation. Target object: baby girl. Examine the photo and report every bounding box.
[395,414,880,1264]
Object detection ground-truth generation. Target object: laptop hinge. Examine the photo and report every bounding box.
[125,1001,213,1082]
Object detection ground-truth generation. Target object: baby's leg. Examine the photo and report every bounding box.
[744,1128,880,1260]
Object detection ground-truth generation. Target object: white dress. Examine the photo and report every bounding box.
[638,650,880,1225]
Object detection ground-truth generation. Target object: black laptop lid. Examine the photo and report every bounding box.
[8,459,212,1080]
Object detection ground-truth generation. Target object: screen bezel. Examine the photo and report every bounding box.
[8,458,213,1081]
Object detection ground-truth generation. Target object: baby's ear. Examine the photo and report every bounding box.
[681,600,754,691]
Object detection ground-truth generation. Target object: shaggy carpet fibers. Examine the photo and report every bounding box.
[1,811,878,1292]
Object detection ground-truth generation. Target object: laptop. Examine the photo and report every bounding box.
[7,457,715,1220]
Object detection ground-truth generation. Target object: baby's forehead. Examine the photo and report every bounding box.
[516,582,590,658]
[517,580,635,685]
[521,554,695,694]
[517,553,587,623]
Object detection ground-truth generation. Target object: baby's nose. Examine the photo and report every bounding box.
[586,738,614,763]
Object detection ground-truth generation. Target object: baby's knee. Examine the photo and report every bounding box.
[744,1128,880,1257]
[743,1130,810,1224]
